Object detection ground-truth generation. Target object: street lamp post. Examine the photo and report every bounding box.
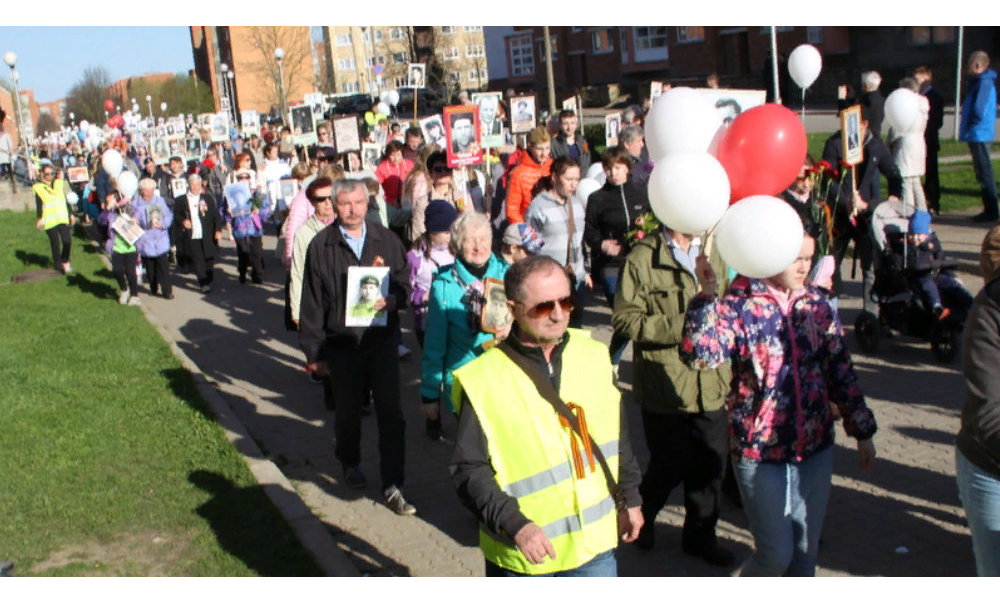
[274,47,286,125]
[146,95,153,119]
[220,62,230,117]
[227,71,236,125]
[4,51,22,192]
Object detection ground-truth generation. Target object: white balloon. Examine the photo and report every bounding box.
[884,88,920,133]
[79,120,90,131]
[585,162,607,185]
[648,152,731,234]
[66,191,79,205]
[788,44,822,90]
[116,171,138,200]
[101,149,124,178]
[376,101,391,115]
[387,90,400,107]
[715,195,804,279]
[575,177,602,208]
[644,87,722,162]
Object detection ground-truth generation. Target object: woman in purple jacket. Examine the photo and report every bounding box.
[681,225,878,576]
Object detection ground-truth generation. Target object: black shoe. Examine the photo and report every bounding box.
[972,212,999,223]
[200,285,211,294]
[164,292,174,300]
[251,274,263,284]
[239,274,247,284]
[383,486,417,516]
[634,520,654,551]
[426,417,442,441]
[168,251,176,264]
[682,541,736,567]
[343,465,367,489]
[361,402,373,417]
[309,372,323,385]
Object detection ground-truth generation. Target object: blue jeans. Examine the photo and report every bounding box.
[969,142,999,217]
[484,549,616,577]
[733,446,834,576]
[601,272,629,366]
[956,448,1000,576]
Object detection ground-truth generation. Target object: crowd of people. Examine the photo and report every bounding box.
[4,48,1000,579]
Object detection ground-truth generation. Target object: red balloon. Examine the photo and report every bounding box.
[715,103,807,203]
[104,99,115,112]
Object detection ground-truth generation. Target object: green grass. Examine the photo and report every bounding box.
[0,211,321,576]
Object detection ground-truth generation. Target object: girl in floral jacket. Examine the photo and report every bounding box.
[681,228,877,577]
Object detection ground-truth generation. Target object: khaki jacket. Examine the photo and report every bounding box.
[612,230,731,414]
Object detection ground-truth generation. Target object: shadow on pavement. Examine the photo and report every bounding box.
[189,469,323,576]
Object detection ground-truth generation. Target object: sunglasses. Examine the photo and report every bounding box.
[518,294,575,318]
[237,174,252,180]
[312,195,332,202]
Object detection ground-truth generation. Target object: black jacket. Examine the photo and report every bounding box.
[839,89,885,139]
[157,170,187,209]
[549,131,591,174]
[822,130,902,236]
[450,327,642,541]
[923,86,945,151]
[298,220,410,363]
[172,191,224,259]
[583,181,650,275]
[959,275,1000,478]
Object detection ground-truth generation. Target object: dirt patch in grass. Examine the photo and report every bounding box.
[29,530,196,576]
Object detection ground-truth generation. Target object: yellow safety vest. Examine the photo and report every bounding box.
[451,329,622,575]
[33,179,69,229]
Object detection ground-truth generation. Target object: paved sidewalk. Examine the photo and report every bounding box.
[109,204,988,577]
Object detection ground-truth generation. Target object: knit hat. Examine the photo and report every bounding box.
[909,210,932,235]
[425,199,458,234]
[502,223,545,255]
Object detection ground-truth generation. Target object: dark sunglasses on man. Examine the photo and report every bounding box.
[517,294,575,318]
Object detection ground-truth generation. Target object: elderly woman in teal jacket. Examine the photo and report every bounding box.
[420,212,509,440]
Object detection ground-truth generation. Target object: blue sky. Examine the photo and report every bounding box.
[0,27,194,103]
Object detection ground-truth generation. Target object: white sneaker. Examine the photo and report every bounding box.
[398,344,412,359]
[127,296,141,306]
[119,291,130,305]
[62,263,72,274]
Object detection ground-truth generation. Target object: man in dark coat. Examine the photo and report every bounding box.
[915,65,945,214]
[822,104,903,313]
[838,70,886,139]
[299,178,415,516]
[549,110,591,175]
[173,173,223,293]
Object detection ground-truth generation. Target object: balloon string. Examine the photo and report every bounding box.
[703,217,723,258]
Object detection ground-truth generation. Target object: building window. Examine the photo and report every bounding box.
[807,26,823,44]
[337,57,356,71]
[592,29,614,54]
[342,82,359,93]
[467,68,487,82]
[509,35,534,77]
[448,72,461,84]
[909,26,956,45]
[361,30,370,43]
[391,52,408,64]
[393,76,407,88]
[676,26,705,43]
[335,33,351,46]
[440,26,456,35]
[374,29,383,42]
[535,35,557,62]
[466,44,486,58]
[390,27,405,41]
[368,55,385,67]
[635,27,668,50]
[441,47,458,61]
[465,26,482,33]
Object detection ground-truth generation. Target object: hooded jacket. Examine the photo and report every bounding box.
[960,68,998,143]
[132,194,174,258]
[505,152,551,224]
[583,180,650,275]
[681,278,878,463]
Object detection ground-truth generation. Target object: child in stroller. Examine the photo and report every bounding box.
[888,210,974,322]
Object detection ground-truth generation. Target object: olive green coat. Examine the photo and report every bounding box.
[612,230,731,414]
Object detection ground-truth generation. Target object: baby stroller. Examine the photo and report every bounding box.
[853,198,963,362]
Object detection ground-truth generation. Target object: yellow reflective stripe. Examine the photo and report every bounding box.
[503,440,618,498]
[540,496,616,541]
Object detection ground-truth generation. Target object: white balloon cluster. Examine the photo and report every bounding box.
[884,88,921,133]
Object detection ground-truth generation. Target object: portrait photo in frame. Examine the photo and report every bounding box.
[407,63,426,89]
[333,116,361,152]
[290,105,317,146]
[67,166,89,183]
[480,278,513,335]
[510,95,536,134]
[444,105,482,168]
[345,266,390,327]
[561,96,578,114]
[841,105,863,166]
[650,81,664,99]
[605,112,622,148]
[185,137,203,162]
[151,137,170,165]
[419,114,446,149]
[210,113,230,142]
[361,143,381,172]
[471,92,503,149]
[241,110,260,137]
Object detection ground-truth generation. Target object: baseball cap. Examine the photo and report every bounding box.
[502,223,544,255]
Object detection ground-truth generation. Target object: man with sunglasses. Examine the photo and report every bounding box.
[33,165,76,273]
[451,255,643,576]
[612,225,735,567]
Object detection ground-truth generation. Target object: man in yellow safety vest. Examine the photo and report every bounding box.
[450,255,644,576]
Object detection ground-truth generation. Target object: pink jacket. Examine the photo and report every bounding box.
[282,187,314,268]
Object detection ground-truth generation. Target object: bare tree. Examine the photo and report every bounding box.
[240,26,312,113]
[35,113,59,135]
[65,66,112,124]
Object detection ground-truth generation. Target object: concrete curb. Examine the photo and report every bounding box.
[85,224,360,577]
